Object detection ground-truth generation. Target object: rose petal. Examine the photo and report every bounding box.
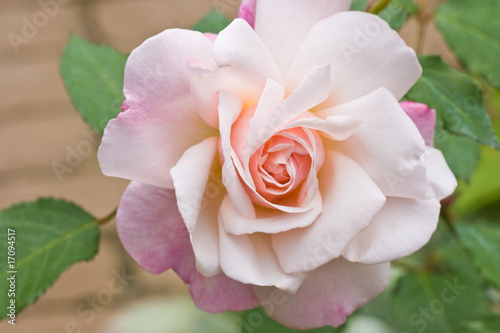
[285,114,362,141]
[171,137,219,231]
[272,150,386,273]
[254,258,390,329]
[247,63,331,158]
[320,88,427,199]
[116,181,189,274]
[421,147,457,200]
[238,0,257,28]
[400,101,436,146]
[190,272,259,313]
[286,11,421,105]
[213,18,282,85]
[170,137,222,276]
[255,0,351,74]
[342,194,443,265]
[219,213,304,292]
[187,58,264,128]
[204,32,217,42]
[116,181,258,312]
[220,192,323,235]
[218,91,256,218]
[244,79,285,165]
[98,29,217,188]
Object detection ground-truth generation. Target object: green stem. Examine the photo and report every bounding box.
[416,0,428,53]
[392,260,422,273]
[98,208,117,226]
[369,0,393,14]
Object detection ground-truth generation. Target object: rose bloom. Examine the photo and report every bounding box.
[98,0,457,329]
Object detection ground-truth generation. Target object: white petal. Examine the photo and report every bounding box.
[170,137,223,276]
[254,258,390,330]
[286,11,421,105]
[255,0,351,74]
[342,196,441,264]
[170,137,219,231]
[219,213,304,292]
[248,63,331,158]
[218,91,256,219]
[272,150,386,273]
[285,115,362,140]
[421,147,457,200]
[220,193,323,235]
[214,18,282,84]
[321,88,427,199]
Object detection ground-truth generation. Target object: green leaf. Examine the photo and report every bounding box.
[361,231,490,333]
[239,307,344,333]
[455,223,500,289]
[435,0,500,89]
[191,9,231,34]
[61,35,128,135]
[407,55,499,149]
[350,0,370,11]
[405,55,499,179]
[379,0,418,31]
[454,316,500,333]
[434,129,481,181]
[0,199,100,319]
[453,146,500,215]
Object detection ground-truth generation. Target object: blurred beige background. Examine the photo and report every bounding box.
[0,0,453,332]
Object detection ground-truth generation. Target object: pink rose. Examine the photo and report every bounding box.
[98,0,457,329]
[400,101,437,146]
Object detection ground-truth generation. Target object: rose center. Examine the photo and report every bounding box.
[248,127,321,205]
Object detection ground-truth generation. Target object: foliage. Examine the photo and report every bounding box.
[0,199,99,319]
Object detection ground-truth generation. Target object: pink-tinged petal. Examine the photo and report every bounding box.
[218,91,256,218]
[342,196,441,264]
[255,0,351,74]
[245,79,285,163]
[285,115,362,140]
[170,137,222,276]
[254,258,390,330]
[116,181,189,274]
[219,212,304,292]
[98,29,217,188]
[204,32,217,42]
[220,193,323,235]
[272,150,386,273]
[421,147,457,200]
[286,11,421,105]
[190,272,259,313]
[320,88,427,199]
[238,0,257,28]
[187,58,264,129]
[247,64,331,157]
[400,101,436,146]
[189,18,283,129]
[213,18,282,85]
[116,181,258,312]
